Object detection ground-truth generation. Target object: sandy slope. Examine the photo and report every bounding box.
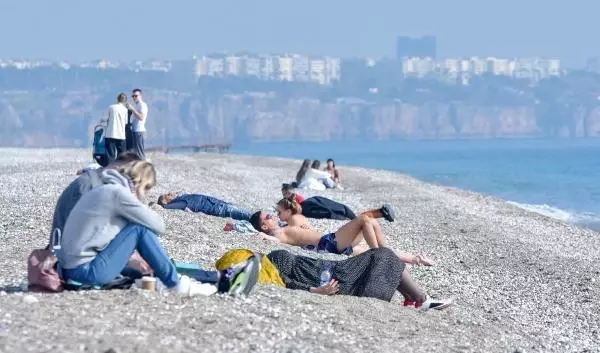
[0,149,598,353]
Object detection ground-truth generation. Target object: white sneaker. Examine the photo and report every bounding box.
[172,275,218,297]
[419,295,454,311]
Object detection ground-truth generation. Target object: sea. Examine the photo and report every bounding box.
[232,139,600,231]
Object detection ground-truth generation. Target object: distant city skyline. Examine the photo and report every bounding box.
[0,0,597,66]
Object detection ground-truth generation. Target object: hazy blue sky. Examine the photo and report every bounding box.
[0,0,594,66]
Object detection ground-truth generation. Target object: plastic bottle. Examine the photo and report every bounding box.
[320,262,332,286]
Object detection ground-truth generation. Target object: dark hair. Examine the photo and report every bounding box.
[249,211,262,231]
[117,93,127,103]
[157,195,167,206]
[326,158,335,168]
[311,160,321,169]
[277,195,302,215]
[295,159,311,183]
[132,88,143,95]
[116,152,141,163]
[281,183,293,193]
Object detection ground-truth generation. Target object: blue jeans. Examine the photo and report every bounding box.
[215,203,253,221]
[62,224,179,287]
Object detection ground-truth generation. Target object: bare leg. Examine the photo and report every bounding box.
[397,267,427,303]
[360,208,383,219]
[370,218,388,247]
[334,214,380,250]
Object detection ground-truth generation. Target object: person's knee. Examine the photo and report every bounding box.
[126,223,156,238]
[358,214,371,224]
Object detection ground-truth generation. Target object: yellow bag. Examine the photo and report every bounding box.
[216,249,285,287]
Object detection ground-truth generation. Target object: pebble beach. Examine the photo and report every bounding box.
[0,148,598,353]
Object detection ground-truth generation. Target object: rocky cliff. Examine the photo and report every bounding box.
[2,89,600,147]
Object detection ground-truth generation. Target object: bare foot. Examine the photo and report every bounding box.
[414,254,434,266]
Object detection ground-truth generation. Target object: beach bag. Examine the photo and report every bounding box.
[92,124,107,166]
[28,229,64,292]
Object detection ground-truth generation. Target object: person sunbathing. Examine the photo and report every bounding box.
[57,160,260,297]
[216,248,453,310]
[281,183,356,220]
[154,192,253,221]
[250,199,432,266]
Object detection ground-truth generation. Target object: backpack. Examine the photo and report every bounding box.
[92,124,108,167]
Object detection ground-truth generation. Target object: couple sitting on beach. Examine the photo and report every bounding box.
[47,153,452,309]
[294,159,343,191]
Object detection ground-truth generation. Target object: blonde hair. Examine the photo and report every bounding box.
[277,195,302,215]
[116,160,157,198]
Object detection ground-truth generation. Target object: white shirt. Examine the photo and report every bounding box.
[132,101,148,132]
[104,103,128,139]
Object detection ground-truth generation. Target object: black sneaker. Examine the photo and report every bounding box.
[217,255,261,296]
[381,204,396,222]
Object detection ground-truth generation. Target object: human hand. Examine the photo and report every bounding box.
[311,279,339,295]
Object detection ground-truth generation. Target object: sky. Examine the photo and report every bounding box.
[0,0,595,67]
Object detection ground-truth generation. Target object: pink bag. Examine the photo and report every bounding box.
[27,248,64,292]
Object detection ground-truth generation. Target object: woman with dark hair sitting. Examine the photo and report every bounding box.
[216,247,453,310]
[324,158,341,184]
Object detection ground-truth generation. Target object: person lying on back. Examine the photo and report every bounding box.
[154,192,253,221]
[281,183,356,220]
[251,198,432,266]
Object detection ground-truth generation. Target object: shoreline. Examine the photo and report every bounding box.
[0,148,598,352]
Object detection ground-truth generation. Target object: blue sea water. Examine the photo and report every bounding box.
[232,139,600,231]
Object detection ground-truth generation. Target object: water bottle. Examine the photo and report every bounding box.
[320,263,332,286]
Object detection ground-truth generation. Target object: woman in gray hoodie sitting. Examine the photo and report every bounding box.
[56,160,260,296]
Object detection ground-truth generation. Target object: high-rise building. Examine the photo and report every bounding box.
[395,36,437,60]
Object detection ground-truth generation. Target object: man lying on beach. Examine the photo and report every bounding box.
[249,198,432,266]
[153,192,253,221]
[281,183,356,220]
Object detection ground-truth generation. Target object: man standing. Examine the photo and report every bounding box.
[102,93,128,164]
[127,88,148,160]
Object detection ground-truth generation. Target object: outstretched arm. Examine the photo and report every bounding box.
[259,232,281,242]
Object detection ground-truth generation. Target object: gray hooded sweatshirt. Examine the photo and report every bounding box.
[57,169,165,269]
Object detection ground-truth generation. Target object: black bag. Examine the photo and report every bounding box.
[125,110,134,150]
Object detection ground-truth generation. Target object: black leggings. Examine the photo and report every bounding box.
[396,268,427,303]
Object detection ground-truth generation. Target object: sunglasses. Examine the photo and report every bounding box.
[132,95,139,98]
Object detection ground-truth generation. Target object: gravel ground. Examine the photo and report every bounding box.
[0,148,598,353]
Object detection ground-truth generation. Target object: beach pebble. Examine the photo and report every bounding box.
[22,295,38,304]
[0,149,598,352]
